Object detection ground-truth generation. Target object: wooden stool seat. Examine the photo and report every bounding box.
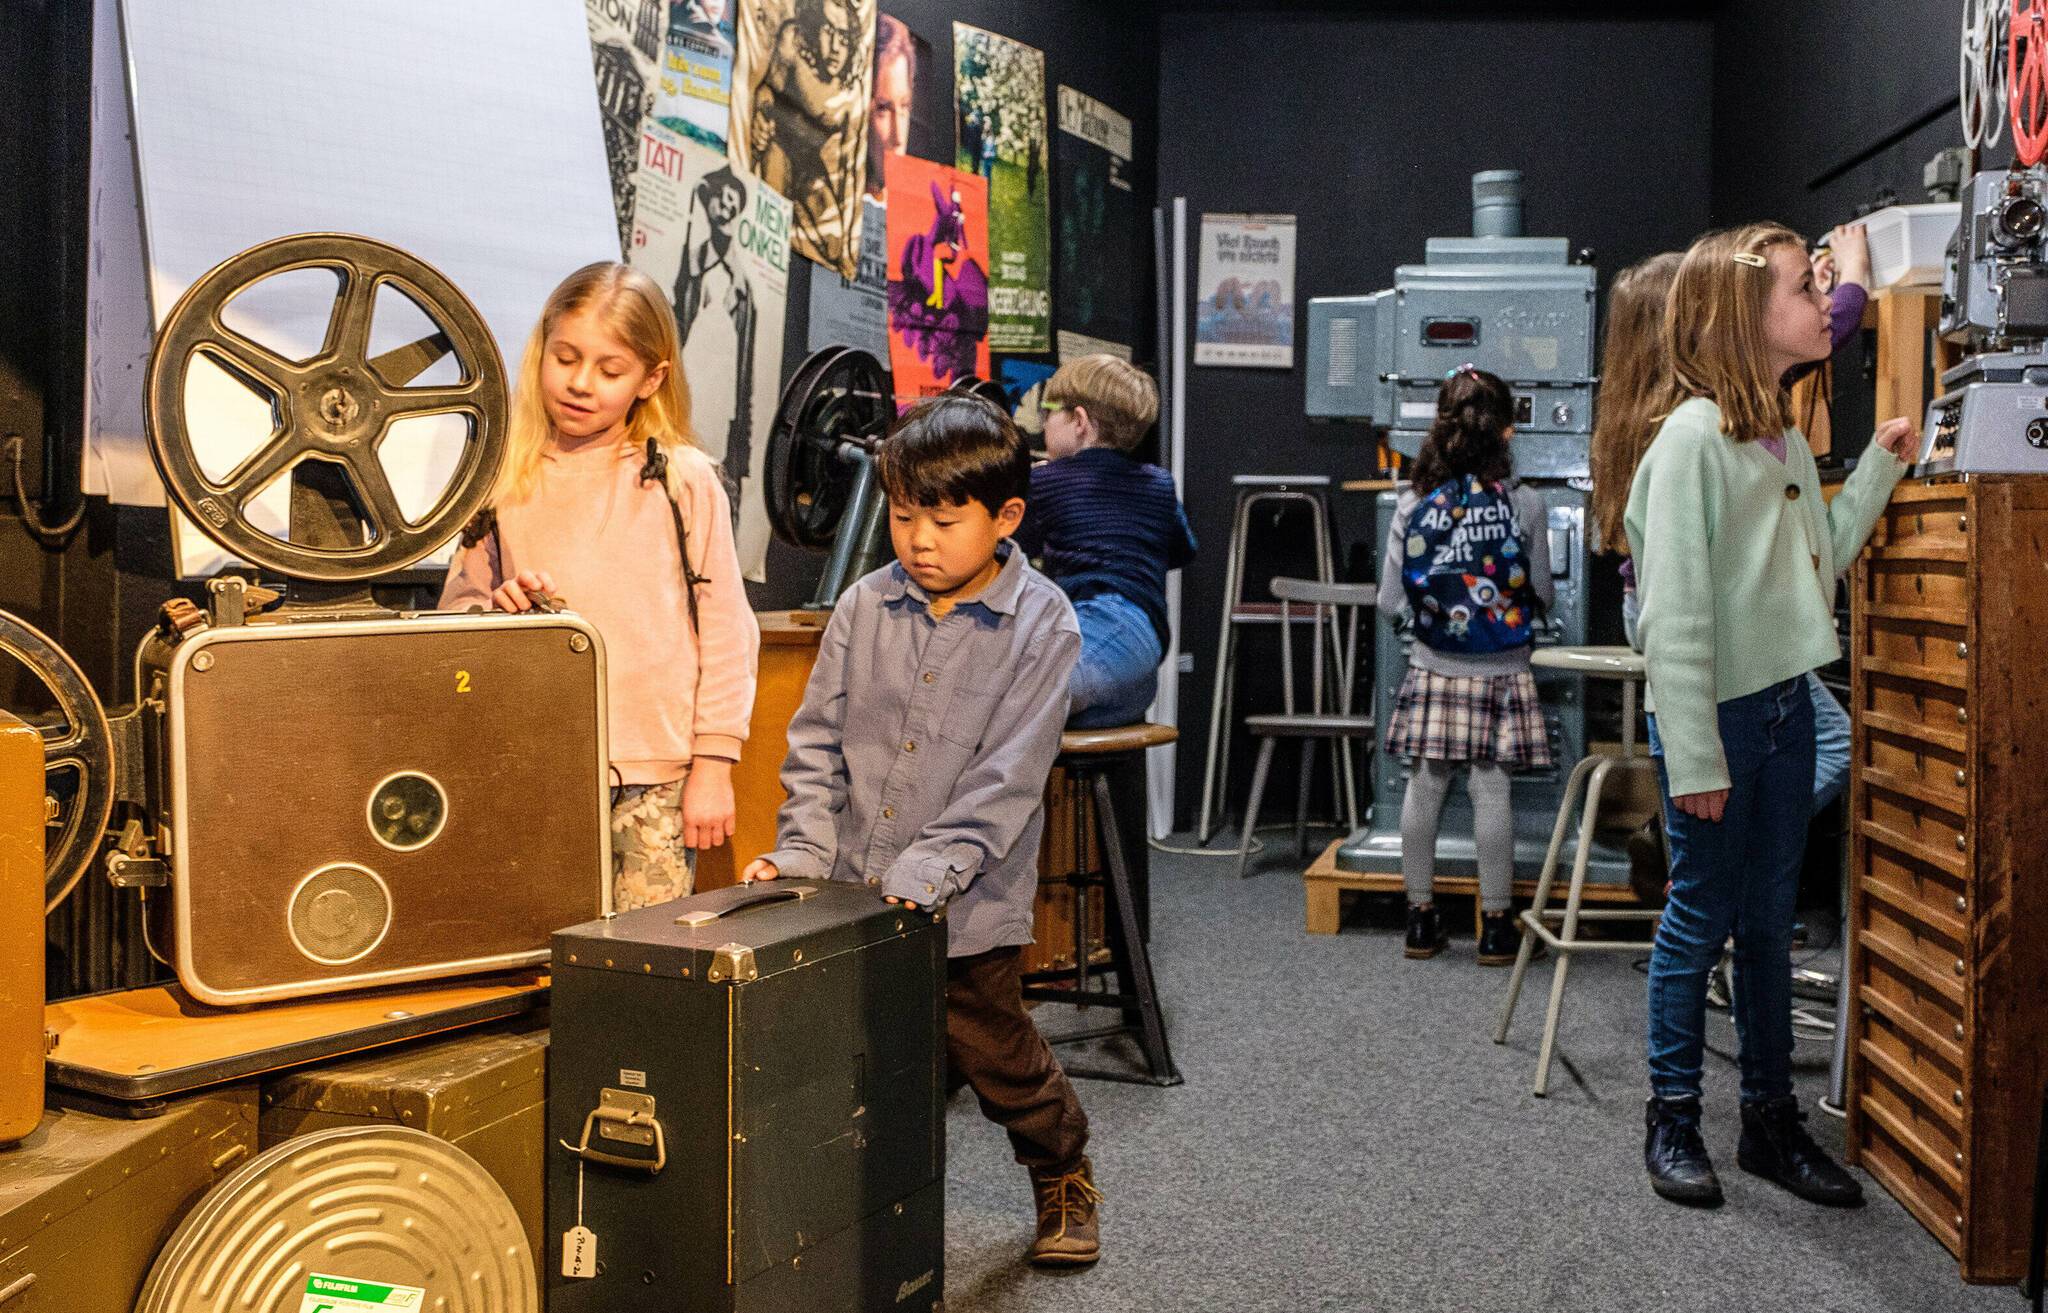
[1023,726,1182,1087]
[1058,723,1178,757]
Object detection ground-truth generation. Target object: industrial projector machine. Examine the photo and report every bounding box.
[1305,170,1623,888]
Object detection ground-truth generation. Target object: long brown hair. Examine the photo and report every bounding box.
[1589,252,1682,554]
[497,262,696,504]
[1408,367,1516,493]
[1665,223,1805,446]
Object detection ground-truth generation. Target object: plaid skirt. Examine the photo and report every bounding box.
[1384,666,1554,769]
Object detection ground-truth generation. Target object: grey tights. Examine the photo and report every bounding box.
[1400,758,1514,912]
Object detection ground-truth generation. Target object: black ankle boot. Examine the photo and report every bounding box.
[1476,910,1522,966]
[1644,1096,1724,1207]
[1737,1096,1864,1207]
[1403,903,1446,959]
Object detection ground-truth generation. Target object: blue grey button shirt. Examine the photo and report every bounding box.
[763,542,1081,957]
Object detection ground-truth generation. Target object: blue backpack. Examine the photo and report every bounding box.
[1401,476,1538,656]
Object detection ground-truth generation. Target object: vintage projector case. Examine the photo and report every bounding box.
[0,1086,258,1310]
[1,711,44,1144]
[547,880,945,1312]
[146,611,611,1006]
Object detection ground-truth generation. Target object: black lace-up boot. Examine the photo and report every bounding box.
[1645,1096,1724,1207]
[1738,1096,1865,1207]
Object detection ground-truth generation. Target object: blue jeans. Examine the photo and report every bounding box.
[1067,592,1163,729]
[1625,588,1847,815]
[1645,677,1815,1103]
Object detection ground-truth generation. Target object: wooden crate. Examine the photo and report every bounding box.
[1846,476,2048,1283]
[1303,837,1639,936]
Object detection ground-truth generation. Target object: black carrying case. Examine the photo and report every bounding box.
[546,879,946,1312]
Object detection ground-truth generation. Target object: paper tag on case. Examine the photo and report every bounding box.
[562,1225,597,1279]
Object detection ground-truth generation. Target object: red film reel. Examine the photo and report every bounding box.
[2011,0,2048,164]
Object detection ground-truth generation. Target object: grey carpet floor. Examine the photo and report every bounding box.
[940,831,2007,1313]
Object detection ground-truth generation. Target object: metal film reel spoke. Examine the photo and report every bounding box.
[1966,0,1998,148]
[1990,0,2013,147]
[0,610,114,911]
[767,346,891,550]
[146,234,508,580]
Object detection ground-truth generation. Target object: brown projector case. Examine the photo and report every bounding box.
[0,711,44,1145]
[259,1017,549,1279]
[0,1086,258,1309]
[151,611,609,1005]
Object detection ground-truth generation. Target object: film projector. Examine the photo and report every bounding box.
[766,346,1010,608]
[4,233,610,1015]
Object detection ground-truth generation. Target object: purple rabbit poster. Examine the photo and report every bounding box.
[886,154,991,408]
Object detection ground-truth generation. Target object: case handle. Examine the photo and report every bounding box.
[674,883,816,927]
[560,1102,666,1175]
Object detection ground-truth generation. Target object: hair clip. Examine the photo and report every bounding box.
[1443,363,1480,380]
[1732,252,1768,268]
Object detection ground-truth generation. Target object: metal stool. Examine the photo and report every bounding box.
[1494,646,1662,1097]
[1021,724,1183,1086]
[1196,475,1335,845]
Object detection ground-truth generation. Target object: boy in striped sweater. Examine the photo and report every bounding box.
[1013,356,1196,728]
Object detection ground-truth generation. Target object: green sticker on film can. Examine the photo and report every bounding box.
[297,1273,425,1311]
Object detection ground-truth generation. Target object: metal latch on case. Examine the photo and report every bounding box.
[560,1088,666,1173]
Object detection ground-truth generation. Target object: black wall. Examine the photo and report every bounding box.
[1157,8,1717,822]
[757,0,1161,609]
[1712,0,1965,466]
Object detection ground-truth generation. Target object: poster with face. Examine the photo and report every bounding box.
[885,155,990,408]
[952,22,1050,355]
[629,122,793,580]
[585,0,668,251]
[730,0,875,279]
[1054,86,1137,362]
[807,196,888,356]
[863,15,934,200]
[655,0,738,150]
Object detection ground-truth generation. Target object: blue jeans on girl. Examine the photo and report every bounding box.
[1067,592,1163,729]
[1645,677,1815,1104]
[1625,587,1847,814]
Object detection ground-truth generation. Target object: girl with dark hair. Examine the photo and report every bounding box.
[1376,367,1554,963]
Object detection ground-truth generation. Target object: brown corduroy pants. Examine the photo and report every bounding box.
[945,946,1090,1174]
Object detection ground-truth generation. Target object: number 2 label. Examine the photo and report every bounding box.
[455,670,471,694]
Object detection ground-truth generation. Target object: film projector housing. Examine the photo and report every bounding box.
[5,234,610,1008]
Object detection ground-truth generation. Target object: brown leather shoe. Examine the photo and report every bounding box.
[1028,1157,1101,1267]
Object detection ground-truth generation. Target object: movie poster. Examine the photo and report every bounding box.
[629,123,793,580]
[864,15,936,200]
[731,0,875,278]
[654,0,737,150]
[886,155,990,407]
[1194,213,1296,368]
[952,23,1050,354]
[1054,86,1136,362]
[808,196,888,355]
[999,358,1057,439]
[585,0,668,251]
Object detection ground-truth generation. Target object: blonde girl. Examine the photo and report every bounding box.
[1625,225,1913,1210]
[441,262,760,911]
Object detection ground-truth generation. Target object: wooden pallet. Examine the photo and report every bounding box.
[1302,837,1641,935]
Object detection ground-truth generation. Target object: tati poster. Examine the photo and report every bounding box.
[1054,86,1137,362]
[885,155,990,407]
[952,22,1050,354]
[731,0,876,278]
[629,123,792,580]
[1194,213,1296,368]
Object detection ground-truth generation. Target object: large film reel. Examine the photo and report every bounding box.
[0,611,113,911]
[136,1125,537,1312]
[766,346,892,549]
[145,234,508,581]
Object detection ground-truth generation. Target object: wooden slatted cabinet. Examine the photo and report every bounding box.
[1846,475,2048,1283]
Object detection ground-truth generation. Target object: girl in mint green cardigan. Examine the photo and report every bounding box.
[1622,223,1916,1212]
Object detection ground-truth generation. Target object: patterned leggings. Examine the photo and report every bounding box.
[609,779,697,911]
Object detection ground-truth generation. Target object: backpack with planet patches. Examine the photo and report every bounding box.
[1400,476,1538,656]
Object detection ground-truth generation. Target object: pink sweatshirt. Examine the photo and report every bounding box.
[439,439,760,784]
